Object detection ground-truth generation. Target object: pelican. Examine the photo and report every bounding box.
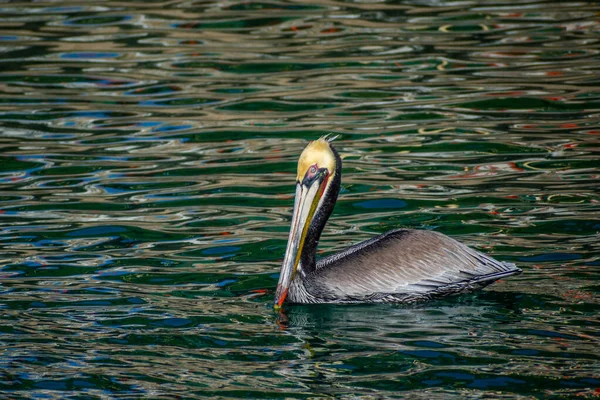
[274,137,521,308]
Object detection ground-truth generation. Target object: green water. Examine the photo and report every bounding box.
[0,0,599,398]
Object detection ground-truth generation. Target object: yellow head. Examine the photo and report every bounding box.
[296,137,337,182]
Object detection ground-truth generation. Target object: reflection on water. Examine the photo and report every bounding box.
[0,0,599,397]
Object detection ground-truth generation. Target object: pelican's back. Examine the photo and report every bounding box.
[302,229,521,303]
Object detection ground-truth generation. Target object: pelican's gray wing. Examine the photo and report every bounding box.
[307,229,521,303]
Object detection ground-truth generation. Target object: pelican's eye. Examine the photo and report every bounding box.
[302,163,331,186]
[305,164,319,180]
[303,164,321,185]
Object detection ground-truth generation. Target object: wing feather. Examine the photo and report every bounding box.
[308,229,521,302]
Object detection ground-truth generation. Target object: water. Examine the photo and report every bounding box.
[1,0,599,398]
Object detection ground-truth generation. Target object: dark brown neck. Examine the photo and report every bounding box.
[300,145,342,275]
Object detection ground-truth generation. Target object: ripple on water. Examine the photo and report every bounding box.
[0,0,599,398]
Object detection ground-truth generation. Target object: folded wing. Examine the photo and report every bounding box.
[308,229,521,303]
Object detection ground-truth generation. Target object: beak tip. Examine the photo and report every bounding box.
[274,286,288,309]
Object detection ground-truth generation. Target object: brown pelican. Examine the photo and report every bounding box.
[274,137,521,308]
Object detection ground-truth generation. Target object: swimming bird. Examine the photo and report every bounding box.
[274,137,521,307]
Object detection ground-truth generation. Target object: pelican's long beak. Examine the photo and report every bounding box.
[274,177,327,308]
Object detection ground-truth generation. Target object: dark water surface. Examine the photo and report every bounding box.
[1,0,599,398]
